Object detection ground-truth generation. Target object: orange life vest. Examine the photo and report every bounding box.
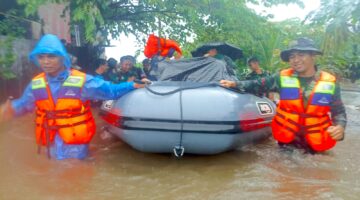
[32,69,96,145]
[271,68,337,152]
[144,34,182,58]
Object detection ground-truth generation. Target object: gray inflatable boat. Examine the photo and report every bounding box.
[100,81,276,157]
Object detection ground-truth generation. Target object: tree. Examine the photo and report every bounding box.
[16,0,303,43]
[15,0,310,75]
[17,0,207,43]
[186,0,304,74]
[0,1,31,80]
[305,0,360,79]
[305,0,360,53]
[0,36,17,80]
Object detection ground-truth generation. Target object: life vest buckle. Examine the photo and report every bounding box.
[45,111,56,119]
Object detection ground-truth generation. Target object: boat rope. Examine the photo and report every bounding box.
[173,81,185,158]
[145,82,221,96]
[144,82,243,157]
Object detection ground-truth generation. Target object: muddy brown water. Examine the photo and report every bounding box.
[1,90,360,200]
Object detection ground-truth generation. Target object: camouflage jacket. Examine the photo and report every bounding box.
[244,69,271,80]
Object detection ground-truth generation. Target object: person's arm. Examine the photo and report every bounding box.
[81,74,143,101]
[11,83,36,116]
[133,67,152,83]
[136,68,152,83]
[221,73,280,94]
[137,68,147,79]
[327,83,347,141]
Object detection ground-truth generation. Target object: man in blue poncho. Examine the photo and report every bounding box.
[0,34,144,160]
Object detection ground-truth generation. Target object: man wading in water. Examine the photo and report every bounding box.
[220,37,346,153]
[0,34,145,160]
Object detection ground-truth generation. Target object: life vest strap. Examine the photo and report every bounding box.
[276,112,331,132]
[278,107,327,118]
[36,101,91,119]
[276,112,301,128]
[274,118,298,134]
[36,108,91,120]
[38,107,83,114]
[305,119,331,130]
[37,117,93,130]
[37,101,90,114]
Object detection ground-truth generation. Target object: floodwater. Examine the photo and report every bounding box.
[1,90,360,200]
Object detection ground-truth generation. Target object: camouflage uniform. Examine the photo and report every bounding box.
[243,69,272,97]
[244,70,271,80]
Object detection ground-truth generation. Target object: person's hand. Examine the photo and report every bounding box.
[141,78,152,84]
[133,82,145,89]
[219,80,237,88]
[0,99,14,123]
[327,125,345,141]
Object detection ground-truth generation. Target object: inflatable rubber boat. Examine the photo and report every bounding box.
[100,57,276,156]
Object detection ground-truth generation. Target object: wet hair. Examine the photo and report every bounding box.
[247,56,259,66]
[107,57,117,68]
[95,58,107,71]
[120,55,135,65]
[96,58,107,66]
[142,58,150,65]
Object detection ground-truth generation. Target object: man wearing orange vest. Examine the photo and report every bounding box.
[220,37,346,153]
[0,34,144,160]
[144,34,182,59]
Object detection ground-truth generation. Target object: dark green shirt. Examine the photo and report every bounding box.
[236,69,347,128]
[110,67,146,83]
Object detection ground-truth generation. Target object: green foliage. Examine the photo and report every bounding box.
[306,0,360,42]
[186,0,303,75]
[185,0,358,78]
[0,10,27,37]
[16,0,51,16]
[17,0,206,43]
[0,36,17,80]
[305,0,360,63]
[16,0,304,44]
[299,0,360,81]
[0,7,29,80]
[14,0,359,81]
[247,0,304,7]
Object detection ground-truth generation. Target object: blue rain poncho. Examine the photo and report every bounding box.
[12,34,135,160]
[29,34,71,69]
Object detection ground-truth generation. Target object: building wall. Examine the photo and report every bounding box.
[37,3,71,43]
